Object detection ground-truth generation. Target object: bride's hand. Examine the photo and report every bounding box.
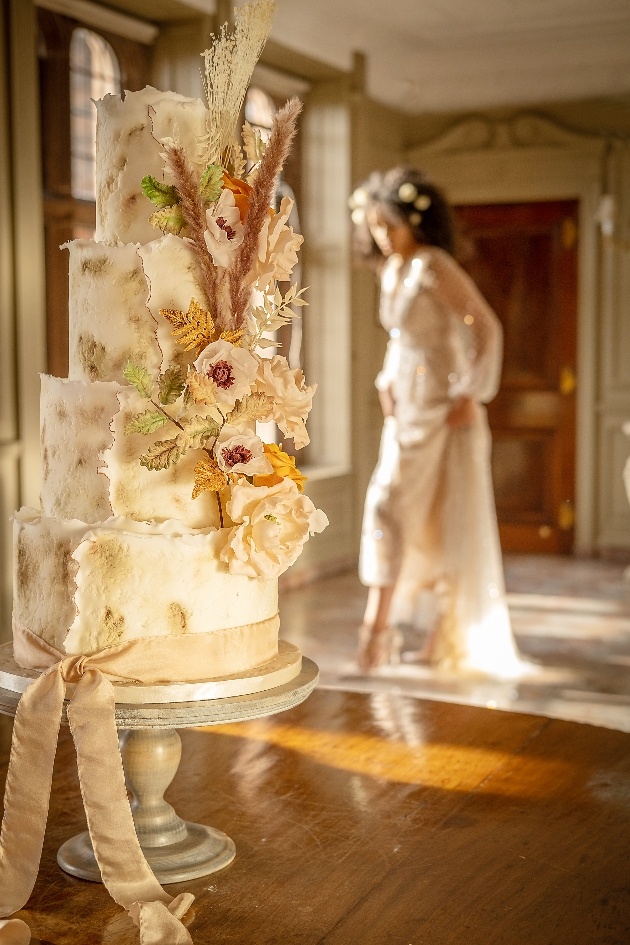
[447,396,477,428]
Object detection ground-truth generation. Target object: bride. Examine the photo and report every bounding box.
[351,166,526,678]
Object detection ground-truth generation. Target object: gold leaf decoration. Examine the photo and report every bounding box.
[160,299,216,354]
[227,392,274,424]
[220,328,244,347]
[186,367,217,405]
[180,415,221,450]
[192,455,228,499]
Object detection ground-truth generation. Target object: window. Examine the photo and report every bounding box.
[244,86,276,142]
[70,28,121,202]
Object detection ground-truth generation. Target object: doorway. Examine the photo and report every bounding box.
[455,200,578,553]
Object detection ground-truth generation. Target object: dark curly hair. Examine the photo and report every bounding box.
[351,166,456,262]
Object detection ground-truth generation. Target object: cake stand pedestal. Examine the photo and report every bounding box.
[0,641,318,884]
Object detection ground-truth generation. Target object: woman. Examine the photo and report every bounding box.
[352,167,525,677]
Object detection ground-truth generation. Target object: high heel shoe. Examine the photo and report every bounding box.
[356,625,402,673]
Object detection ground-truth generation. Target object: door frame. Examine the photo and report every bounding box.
[408,114,605,554]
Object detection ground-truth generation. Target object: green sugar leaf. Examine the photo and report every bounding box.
[149,205,187,235]
[158,366,186,405]
[141,175,180,208]
[180,415,221,449]
[123,362,154,399]
[124,410,168,435]
[200,164,224,204]
[139,437,183,471]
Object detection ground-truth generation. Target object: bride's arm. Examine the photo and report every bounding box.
[426,247,503,405]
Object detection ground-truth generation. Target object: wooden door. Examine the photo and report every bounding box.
[454,201,578,554]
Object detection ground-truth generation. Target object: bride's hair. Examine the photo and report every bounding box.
[350,166,456,261]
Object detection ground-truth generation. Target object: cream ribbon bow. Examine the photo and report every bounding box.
[0,633,195,945]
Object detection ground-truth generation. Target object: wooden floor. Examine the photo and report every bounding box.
[279,554,630,732]
[2,687,630,944]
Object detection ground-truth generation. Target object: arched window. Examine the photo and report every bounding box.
[70,28,121,202]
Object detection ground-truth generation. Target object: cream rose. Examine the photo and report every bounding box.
[194,338,258,408]
[254,355,315,449]
[220,478,328,579]
[215,425,272,476]
[250,196,303,287]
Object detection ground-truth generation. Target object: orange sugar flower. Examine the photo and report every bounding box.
[222,172,253,223]
[253,443,307,493]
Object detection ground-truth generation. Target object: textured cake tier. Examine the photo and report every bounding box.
[67,237,204,383]
[40,375,121,522]
[67,239,161,384]
[40,377,222,529]
[13,510,279,662]
[96,87,208,245]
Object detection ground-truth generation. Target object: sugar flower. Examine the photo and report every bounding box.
[222,171,252,223]
[254,355,315,449]
[194,338,258,407]
[216,425,272,476]
[204,187,244,267]
[221,478,328,579]
[254,443,307,492]
[250,196,303,286]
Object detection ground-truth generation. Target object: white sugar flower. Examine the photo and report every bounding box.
[250,196,303,287]
[221,478,328,579]
[254,355,315,449]
[204,188,244,267]
[215,425,272,476]
[194,338,258,407]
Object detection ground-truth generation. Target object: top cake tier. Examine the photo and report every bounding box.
[95,86,209,245]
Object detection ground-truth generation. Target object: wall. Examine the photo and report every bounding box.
[406,101,630,554]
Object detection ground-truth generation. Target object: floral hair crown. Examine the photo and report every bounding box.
[122,0,327,578]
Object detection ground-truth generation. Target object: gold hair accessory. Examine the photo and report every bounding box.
[414,194,431,211]
[409,212,422,226]
[349,187,368,209]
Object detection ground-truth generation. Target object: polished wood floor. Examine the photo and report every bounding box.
[2,687,629,944]
[279,555,630,732]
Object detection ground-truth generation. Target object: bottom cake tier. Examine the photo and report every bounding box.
[13,509,279,674]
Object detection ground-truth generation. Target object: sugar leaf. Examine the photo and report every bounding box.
[141,175,180,208]
[242,120,267,165]
[158,366,186,405]
[124,410,168,435]
[192,454,228,498]
[149,205,187,235]
[180,415,221,450]
[123,362,154,398]
[199,164,224,204]
[139,438,183,471]
[160,299,216,353]
[227,392,274,424]
[186,367,217,405]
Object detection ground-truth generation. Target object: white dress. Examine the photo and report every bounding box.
[359,247,524,677]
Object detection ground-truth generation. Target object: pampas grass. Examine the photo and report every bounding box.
[164,144,218,320]
[228,97,303,329]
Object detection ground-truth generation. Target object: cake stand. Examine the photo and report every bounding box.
[0,640,318,884]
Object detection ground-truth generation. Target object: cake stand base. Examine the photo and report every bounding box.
[0,644,319,885]
[57,727,236,884]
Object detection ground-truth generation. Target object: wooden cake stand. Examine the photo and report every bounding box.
[0,640,318,884]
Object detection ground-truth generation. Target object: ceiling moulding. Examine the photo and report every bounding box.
[419,113,605,155]
[35,0,159,44]
[251,63,311,101]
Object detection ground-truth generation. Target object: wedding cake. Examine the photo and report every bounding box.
[12,38,326,678]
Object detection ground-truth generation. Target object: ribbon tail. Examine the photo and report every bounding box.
[0,668,65,922]
[67,670,194,944]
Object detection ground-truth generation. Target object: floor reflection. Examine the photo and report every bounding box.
[279,554,630,732]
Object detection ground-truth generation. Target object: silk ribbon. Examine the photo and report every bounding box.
[0,615,279,943]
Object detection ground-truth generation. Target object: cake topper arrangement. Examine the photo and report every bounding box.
[120,0,326,577]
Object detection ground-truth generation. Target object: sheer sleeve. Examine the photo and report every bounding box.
[425,247,503,403]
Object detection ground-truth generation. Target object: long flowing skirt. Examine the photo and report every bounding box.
[359,408,525,677]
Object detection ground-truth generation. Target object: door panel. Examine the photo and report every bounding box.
[455,201,578,554]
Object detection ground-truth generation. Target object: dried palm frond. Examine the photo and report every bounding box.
[202,0,277,166]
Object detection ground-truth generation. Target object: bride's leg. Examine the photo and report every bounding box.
[357,584,399,671]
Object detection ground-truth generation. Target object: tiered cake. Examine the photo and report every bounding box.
[12,83,326,676]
